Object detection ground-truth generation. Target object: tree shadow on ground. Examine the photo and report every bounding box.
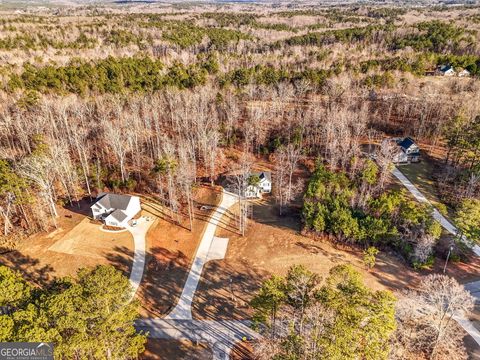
[295,241,348,264]
[142,190,239,233]
[372,243,480,291]
[193,205,240,234]
[464,334,480,360]
[296,238,424,292]
[0,250,55,288]
[250,197,302,233]
[105,245,134,277]
[192,259,268,321]
[136,246,191,318]
[368,251,424,291]
[62,196,95,217]
[231,341,254,360]
[142,201,192,232]
[141,339,212,360]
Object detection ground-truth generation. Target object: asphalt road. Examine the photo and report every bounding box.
[136,319,259,360]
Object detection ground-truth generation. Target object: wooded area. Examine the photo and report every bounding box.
[0,2,480,359]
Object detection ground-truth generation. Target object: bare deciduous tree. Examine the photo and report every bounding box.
[393,274,474,360]
[18,153,58,227]
[103,119,133,183]
[375,139,397,191]
[229,153,252,236]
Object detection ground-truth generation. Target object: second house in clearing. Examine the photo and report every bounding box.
[393,137,421,164]
[91,193,141,228]
[245,171,272,198]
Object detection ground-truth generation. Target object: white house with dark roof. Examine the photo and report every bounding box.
[393,137,421,163]
[436,65,456,76]
[91,193,141,228]
[245,171,272,198]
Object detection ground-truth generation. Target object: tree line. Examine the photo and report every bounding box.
[7,56,218,95]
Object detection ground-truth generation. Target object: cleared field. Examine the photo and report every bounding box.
[0,201,134,285]
[137,186,222,318]
[48,218,130,257]
[192,196,423,321]
[193,192,480,321]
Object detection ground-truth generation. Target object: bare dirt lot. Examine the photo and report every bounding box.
[137,186,222,318]
[0,199,134,286]
[193,195,480,321]
[141,339,211,360]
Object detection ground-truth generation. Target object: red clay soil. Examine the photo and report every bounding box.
[137,186,223,318]
[193,195,480,321]
[141,339,212,360]
[0,198,134,287]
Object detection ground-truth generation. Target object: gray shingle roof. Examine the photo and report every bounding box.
[95,193,133,211]
[108,209,128,223]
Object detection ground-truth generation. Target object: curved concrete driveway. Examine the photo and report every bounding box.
[166,190,238,320]
[136,190,259,360]
[125,216,154,300]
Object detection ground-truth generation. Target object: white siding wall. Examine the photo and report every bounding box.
[125,197,141,218]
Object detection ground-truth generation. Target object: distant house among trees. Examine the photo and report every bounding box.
[434,65,470,77]
[91,193,141,228]
[436,65,456,76]
[392,137,421,163]
[245,171,272,198]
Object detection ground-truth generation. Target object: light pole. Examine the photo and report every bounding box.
[443,245,454,274]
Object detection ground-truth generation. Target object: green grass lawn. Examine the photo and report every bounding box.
[396,160,455,220]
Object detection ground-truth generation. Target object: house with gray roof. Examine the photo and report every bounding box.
[90,193,141,228]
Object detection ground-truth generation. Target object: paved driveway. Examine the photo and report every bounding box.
[137,319,258,360]
[166,190,238,320]
[392,167,480,345]
[126,216,155,299]
[136,190,261,359]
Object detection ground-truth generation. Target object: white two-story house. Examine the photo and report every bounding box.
[245,171,272,198]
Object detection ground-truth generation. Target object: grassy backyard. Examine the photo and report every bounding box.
[396,157,454,219]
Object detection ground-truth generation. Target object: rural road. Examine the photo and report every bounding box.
[166,189,238,320]
[126,216,154,299]
[136,319,259,359]
[392,167,480,345]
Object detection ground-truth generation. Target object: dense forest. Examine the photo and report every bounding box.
[0,2,480,359]
[1,3,479,250]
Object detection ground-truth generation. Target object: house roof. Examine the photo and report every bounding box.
[94,193,134,211]
[107,209,128,223]
[439,65,454,73]
[252,171,271,183]
[397,137,417,150]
